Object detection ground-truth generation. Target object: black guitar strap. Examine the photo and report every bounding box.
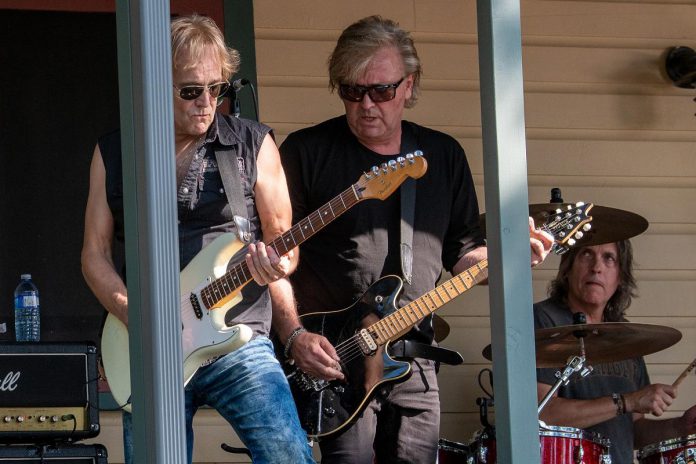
[215,146,252,244]
[400,123,419,285]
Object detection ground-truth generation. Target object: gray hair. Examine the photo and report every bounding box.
[328,15,422,108]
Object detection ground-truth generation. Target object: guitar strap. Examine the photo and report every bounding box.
[400,123,418,285]
[215,146,252,244]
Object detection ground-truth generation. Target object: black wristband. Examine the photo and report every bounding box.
[612,392,625,415]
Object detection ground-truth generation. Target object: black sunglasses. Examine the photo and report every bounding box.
[173,81,230,101]
[338,78,404,103]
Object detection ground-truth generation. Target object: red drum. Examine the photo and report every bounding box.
[637,435,696,464]
[438,438,472,463]
[471,425,612,463]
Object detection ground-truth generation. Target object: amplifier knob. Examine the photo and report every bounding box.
[3,416,11,423]
[16,416,25,423]
[50,415,59,423]
[38,416,47,422]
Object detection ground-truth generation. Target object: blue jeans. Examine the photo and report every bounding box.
[122,337,314,463]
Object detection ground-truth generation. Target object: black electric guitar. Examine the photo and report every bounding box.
[101,152,427,412]
[286,202,594,440]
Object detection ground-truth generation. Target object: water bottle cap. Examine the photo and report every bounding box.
[21,274,31,280]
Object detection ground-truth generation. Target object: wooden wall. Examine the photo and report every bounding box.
[89,0,696,462]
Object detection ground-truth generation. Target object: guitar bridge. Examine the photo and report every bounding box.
[357,329,378,356]
[292,371,329,392]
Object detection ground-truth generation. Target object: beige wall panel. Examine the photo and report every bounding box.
[525,140,696,178]
[630,279,696,317]
[256,40,335,77]
[520,1,696,40]
[417,42,480,80]
[523,93,695,131]
[259,87,344,124]
[439,365,496,412]
[255,0,417,30]
[522,47,670,87]
[635,234,696,270]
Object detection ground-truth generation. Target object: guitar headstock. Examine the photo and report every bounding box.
[543,202,594,255]
[355,151,428,201]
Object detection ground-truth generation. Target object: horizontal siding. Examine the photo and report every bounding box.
[252,1,696,463]
[77,1,694,463]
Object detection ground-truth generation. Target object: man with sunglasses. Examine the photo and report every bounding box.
[279,15,553,463]
[82,14,314,464]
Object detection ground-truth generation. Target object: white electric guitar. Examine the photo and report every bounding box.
[101,152,428,412]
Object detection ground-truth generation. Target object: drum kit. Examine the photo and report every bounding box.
[436,194,696,464]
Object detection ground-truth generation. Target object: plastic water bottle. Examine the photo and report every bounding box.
[14,274,40,342]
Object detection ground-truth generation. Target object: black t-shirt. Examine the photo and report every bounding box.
[535,298,650,464]
[279,116,484,343]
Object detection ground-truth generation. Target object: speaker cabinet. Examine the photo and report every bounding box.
[0,343,99,443]
[0,444,107,463]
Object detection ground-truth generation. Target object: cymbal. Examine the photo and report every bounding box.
[480,203,648,247]
[535,322,681,367]
[482,322,681,368]
[433,314,450,342]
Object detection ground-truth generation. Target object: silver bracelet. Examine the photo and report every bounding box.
[284,327,307,358]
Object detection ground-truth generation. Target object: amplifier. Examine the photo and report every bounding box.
[0,343,99,443]
[0,444,107,463]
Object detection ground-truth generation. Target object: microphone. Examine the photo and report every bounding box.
[232,78,249,92]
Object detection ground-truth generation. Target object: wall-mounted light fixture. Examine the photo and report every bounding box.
[665,46,696,89]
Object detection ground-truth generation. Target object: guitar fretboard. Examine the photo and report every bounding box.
[199,184,362,309]
[369,260,490,345]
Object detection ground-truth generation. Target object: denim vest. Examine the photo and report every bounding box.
[99,114,273,336]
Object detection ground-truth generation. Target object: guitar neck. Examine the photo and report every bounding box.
[370,260,490,345]
[199,184,362,309]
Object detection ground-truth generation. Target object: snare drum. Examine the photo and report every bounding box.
[471,425,612,463]
[637,435,696,464]
[438,438,472,463]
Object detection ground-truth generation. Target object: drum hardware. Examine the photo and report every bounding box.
[476,368,495,429]
[637,435,696,464]
[538,354,591,416]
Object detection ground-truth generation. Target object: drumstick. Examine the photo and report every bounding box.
[673,358,696,388]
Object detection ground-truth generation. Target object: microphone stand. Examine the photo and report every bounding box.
[231,90,241,118]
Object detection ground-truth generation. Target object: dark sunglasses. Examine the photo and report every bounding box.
[173,81,230,101]
[338,78,404,103]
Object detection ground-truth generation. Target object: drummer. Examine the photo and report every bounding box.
[535,240,696,463]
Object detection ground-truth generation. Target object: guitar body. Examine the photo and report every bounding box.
[101,232,253,412]
[287,275,412,440]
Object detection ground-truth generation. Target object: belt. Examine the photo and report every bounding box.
[388,340,464,366]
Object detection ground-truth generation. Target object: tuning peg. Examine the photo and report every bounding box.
[373,165,381,176]
[583,223,592,231]
[574,231,584,239]
[568,238,576,246]
[388,160,397,170]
